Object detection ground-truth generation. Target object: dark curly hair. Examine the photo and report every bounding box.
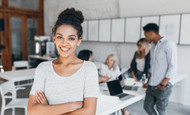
[52,8,84,39]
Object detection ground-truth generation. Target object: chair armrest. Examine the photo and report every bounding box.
[4,96,13,99]
[15,87,26,92]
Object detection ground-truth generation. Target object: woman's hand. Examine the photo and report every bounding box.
[35,91,49,105]
[99,75,110,82]
[134,77,139,82]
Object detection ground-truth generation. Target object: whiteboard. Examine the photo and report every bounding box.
[159,15,180,44]
[180,14,190,45]
[99,20,111,42]
[141,16,159,38]
[125,17,141,43]
[82,21,88,41]
[111,19,125,42]
[88,20,98,41]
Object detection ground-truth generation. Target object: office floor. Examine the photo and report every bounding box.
[0,86,190,115]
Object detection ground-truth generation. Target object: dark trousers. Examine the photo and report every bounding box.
[144,82,173,115]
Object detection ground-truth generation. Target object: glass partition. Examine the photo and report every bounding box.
[9,0,38,10]
[11,17,22,61]
[27,18,37,55]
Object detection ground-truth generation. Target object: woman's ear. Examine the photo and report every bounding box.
[77,38,82,46]
[53,36,56,43]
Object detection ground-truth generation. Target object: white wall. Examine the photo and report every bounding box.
[44,0,119,35]
[119,0,190,17]
[45,0,190,105]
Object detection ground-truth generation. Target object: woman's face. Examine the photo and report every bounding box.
[137,43,145,52]
[54,25,81,58]
[106,56,114,69]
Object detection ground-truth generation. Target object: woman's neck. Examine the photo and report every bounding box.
[56,54,77,65]
[107,65,112,70]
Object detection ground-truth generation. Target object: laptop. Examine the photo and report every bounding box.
[117,74,138,91]
[107,79,133,101]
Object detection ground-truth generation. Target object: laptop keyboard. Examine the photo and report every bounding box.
[123,86,138,91]
[118,93,128,98]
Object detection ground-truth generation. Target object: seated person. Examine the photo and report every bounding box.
[125,38,150,81]
[99,54,130,115]
[78,49,93,61]
[99,54,121,83]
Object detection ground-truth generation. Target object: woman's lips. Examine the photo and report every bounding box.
[60,47,70,53]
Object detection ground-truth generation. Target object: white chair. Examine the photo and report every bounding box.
[0,80,28,115]
[13,61,33,87]
[13,61,29,70]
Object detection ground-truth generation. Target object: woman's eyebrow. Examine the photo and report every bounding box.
[56,33,63,36]
[69,35,76,37]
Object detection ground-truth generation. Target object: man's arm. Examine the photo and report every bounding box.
[62,97,97,115]
[156,42,177,90]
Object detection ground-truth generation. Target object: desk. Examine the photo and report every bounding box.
[28,55,56,68]
[96,89,145,115]
[96,78,145,115]
[28,55,56,61]
[0,69,35,83]
[96,73,187,115]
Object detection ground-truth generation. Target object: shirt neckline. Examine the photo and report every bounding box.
[50,60,86,79]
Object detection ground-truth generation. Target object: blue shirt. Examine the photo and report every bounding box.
[149,37,177,86]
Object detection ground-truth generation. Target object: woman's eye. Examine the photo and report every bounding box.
[57,36,63,39]
[69,38,75,41]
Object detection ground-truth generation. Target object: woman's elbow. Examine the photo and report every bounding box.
[28,108,34,115]
[83,107,96,115]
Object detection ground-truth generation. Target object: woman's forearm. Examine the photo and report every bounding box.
[62,103,96,115]
[28,103,78,115]
[131,71,137,79]
[62,98,97,115]
[28,95,82,115]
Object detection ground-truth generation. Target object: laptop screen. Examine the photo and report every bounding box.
[107,80,123,96]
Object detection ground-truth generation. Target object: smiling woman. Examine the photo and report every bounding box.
[27,8,99,115]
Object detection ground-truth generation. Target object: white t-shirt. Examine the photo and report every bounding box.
[30,61,99,105]
[136,58,145,72]
[99,64,121,81]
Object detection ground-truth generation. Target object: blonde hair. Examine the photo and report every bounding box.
[105,54,119,71]
[136,39,151,59]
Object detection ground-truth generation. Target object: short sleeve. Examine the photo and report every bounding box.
[84,62,99,98]
[99,64,106,77]
[29,62,47,95]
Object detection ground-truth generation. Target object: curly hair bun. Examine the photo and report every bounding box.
[52,8,84,38]
[58,8,84,24]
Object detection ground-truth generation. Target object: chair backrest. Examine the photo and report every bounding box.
[0,81,16,107]
[13,61,29,70]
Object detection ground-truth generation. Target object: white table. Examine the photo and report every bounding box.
[28,55,56,61]
[0,69,35,82]
[96,74,187,115]
[96,88,145,115]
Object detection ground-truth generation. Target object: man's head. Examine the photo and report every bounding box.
[143,23,159,43]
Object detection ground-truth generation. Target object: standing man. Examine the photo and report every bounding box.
[143,23,177,115]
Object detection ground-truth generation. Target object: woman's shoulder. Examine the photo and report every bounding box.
[36,61,52,70]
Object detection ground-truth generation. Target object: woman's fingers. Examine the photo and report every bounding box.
[35,91,48,105]
[35,91,43,104]
[35,94,41,104]
[38,92,46,104]
[39,91,48,104]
